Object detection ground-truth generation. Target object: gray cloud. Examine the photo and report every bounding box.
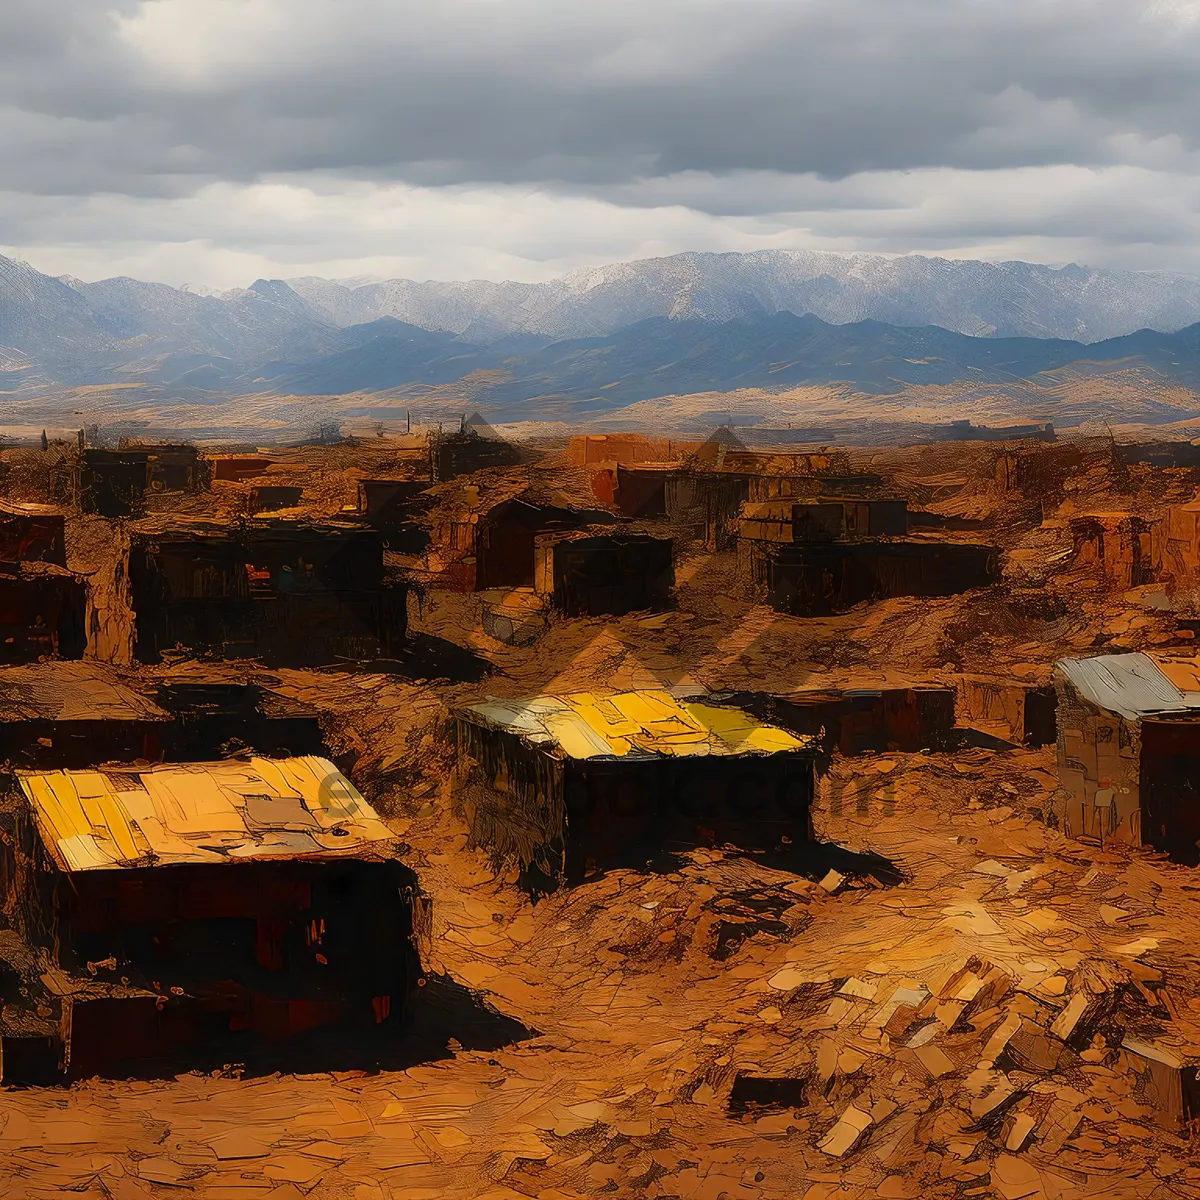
[3,0,1200,193]
[3,0,1200,283]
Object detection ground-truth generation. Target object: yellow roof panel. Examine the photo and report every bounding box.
[461,689,811,760]
[17,757,394,872]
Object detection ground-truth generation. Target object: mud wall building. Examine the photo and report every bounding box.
[0,663,172,770]
[0,564,86,665]
[533,531,674,617]
[429,494,612,592]
[1070,512,1156,590]
[152,680,327,761]
[567,434,703,467]
[733,685,956,759]
[759,541,999,616]
[431,429,522,482]
[0,502,66,566]
[129,519,405,665]
[1054,652,1200,862]
[0,757,421,1077]
[78,446,206,517]
[957,674,1058,747]
[455,690,816,888]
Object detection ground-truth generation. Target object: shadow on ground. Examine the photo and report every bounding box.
[8,975,535,1087]
[349,634,494,684]
[733,840,907,888]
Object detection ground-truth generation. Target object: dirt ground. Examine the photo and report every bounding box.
[5,439,1200,1198]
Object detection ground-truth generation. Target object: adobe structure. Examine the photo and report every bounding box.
[1053,652,1200,863]
[425,489,613,591]
[77,445,206,517]
[430,423,523,482]
[152,679,328,761]
[0,501,66,565]
[128,517,406,665]
[732,684,957,761]
[0,757,422,1079]
[454,689,817,889]
[756,539,999,616]
[1069,512,1157,590]
[0,663,172,770]
[533,530,674,617]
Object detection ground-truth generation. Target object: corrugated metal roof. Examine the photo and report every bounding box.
[17,756,393,873]
[460,689,811,760]
[1055,653,1196,720]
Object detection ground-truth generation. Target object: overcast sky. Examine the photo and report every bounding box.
[4,0,1200,287]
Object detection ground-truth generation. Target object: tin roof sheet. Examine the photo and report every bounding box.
[1055,652,1197,720]
[17,756,393,872]
[460,689,812,760]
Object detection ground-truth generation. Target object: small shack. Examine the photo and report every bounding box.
[957,674,1058,747]
[759,541,998,616]
[1055,651,1200,860]
[430,426,522,482]
[0,563,87,664]
[357,478,433,553]
[129,518,405,665]
[0,756,420,1077]
[741,685,956,759]
[427,490,612,592]
[153,680,327,760]
[1069,512,1156,590]
[79,445,204,517]
[0,502,66,566]
[533,531,674,617]
[210,455,275,483]
[454,689,816,888]
[252,484,304,512]
[0,663,171,769]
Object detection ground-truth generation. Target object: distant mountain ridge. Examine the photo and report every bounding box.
[5,249,1200,420]
[284,250,1200,343]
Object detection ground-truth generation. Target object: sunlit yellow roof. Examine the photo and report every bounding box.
[17,756,393,873]
[460,689,812,760]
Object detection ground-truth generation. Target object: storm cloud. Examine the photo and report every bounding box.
[3,0,1200,285]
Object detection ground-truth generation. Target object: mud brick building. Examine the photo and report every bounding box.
[0,499,84,664]
[357,479,432,554]
[359,478,430,523]
[758,540,998,616]
[533,530,674,617]
[1154,497,1200,587]
[1116,442,1200,470]
[733,684,956,760]
[431,426,522,482]
[567,434,703,467]
[1069,512,1157,590]
[957,674,1058,747]
[0,501,66,566]
[209,455,275,483]
[251,484,304,512]
[454,689,816,888]
[129,518,405,665]
[0,756,421,1078]
[0,663,172,770]
[746,474,887,502]
[0,562,87,664]
[427,489,613,592]
[1055,651,1200,861]
[152,680,327,761]
[77,445,206,517]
